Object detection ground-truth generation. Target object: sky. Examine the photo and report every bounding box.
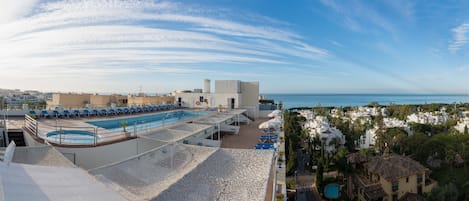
[1,0,469,94]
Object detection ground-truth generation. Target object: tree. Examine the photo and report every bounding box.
[427,183,459,201]
[286,139,297,175]
[334,148,349,175]
[374,112,387,154]
[465,125,468,135]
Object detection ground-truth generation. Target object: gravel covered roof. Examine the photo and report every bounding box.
[153,148,274,201]
[90,144,217,200]
[12,145,75,167]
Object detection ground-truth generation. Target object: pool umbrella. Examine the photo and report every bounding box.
[267,110,282,118]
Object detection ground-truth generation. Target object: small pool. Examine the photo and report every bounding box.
[46,130,98,144]
[324,183,340,199]
[86,110,208,130]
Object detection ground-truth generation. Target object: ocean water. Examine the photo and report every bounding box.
[262,94,469,109]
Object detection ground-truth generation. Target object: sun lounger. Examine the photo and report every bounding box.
[41,110,50,118]
[123,108,129,114]
[116,108,123,114]
[73,110,81,117]
[29,110,37,116]
[92,109,99,116]
[63,110,72,118]
[53,110,63,118]
[83,109,90,117]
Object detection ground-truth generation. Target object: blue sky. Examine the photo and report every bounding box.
[1,0,469,94]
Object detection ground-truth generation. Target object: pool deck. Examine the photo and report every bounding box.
[221,118,269,149]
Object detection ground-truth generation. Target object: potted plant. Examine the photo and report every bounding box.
[120,120,130,136]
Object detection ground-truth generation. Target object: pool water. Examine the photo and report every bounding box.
[46,130,98,144]
[324,183,340,199]
[86,110,208,130]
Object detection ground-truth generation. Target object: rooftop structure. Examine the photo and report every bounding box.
[174,79,260,118]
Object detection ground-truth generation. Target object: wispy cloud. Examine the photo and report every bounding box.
[449,23,469,53]
[0,0,328,89]
[319,0,397,35]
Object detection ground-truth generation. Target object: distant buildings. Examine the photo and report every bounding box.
[46,93,173,109]
[347,154,436,201]
[407,111,448,125]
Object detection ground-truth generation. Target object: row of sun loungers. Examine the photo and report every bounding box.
[255,143,276,151]
[29,105,177,118]
[259,135,278,142]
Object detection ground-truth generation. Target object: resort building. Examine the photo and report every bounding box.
[347,154,436,201]
[300,111,346,153]
[46,93,129,109]
[358,127,377,149]
[127,95,174,107]
[174,79,260,118]
[407,112,448,125]
[454,117,469,133]
[358,118,411,149]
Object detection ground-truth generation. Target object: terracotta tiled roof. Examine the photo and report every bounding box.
[347,152,368,164]
[398,193,425,201]
[364,154,428,181]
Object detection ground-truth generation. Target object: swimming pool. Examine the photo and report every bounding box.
[324,183,340,199]
[46,130,98,144]
[86,110,208,130]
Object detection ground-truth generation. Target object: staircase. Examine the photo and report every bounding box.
[7,130,26,147]
[0,149,4,161]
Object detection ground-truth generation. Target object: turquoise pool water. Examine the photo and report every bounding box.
[86,110,208,130]
[324,183,340,199]
[46,130,98,144]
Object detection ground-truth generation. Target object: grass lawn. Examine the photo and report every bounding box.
[430,165,469,191]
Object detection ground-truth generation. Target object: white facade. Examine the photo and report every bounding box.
[407,112,448,125]
[455,117,469,133]
[359,127,377,149]
[175,80,259,118]
[300,111,346,153]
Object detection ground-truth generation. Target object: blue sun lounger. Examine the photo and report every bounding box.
[41,110,50,118]
[116,108,123,115]
[73,110,81,117]
[29,110,38,116]
[123,108,129,114]
[259,135,278,142]
[130,108,136,114]
[83,109,90,117]
[53,110,62,118]
[63,110,72,118]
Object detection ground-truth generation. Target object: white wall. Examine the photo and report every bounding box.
[215,80,240,93]
[176,93,241,109]
[55,138,166,170]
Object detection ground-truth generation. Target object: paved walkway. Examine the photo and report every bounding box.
[221,118,269,149]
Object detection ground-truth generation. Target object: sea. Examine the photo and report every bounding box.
[262,94,469,109]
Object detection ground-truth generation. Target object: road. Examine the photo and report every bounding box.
[295,151,322,201]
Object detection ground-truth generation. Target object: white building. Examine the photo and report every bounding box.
[349,107,386,124]
[455,117,469,134]
[300,112,346,153]
[359,127,377,149]
[407,112,448,125]
[175,79,260,118]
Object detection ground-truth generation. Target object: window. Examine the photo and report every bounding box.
[392,194,398,201]
[417,174,423,184]
[392,182,398,192]
[406,177,409,183]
